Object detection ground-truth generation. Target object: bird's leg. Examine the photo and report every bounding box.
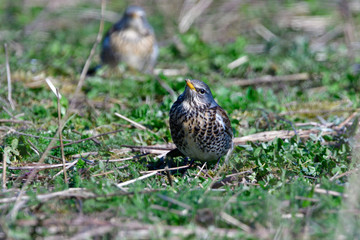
[163,148,186,175]
[181,158,195,177]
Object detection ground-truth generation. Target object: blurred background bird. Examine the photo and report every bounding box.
[94,5,158,74]
[169,79,233,165]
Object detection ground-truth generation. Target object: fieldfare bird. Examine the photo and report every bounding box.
[100,6,158,73]
[169,79,233,164]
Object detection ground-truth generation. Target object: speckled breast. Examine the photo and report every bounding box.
[110,30,155,70]
[170,104,232,162]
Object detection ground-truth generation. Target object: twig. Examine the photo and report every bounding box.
[279,108,354,116]
[226,170,253,178]
[155,76,177,99]
[153,68,188,76]
[314,188,348,198]
[336,111,359,129]
[92,170,115,177]
[114,112,150,131]
[26,139,40,156]
[330,167,360,181]
[17,217,242,239]
[0,119,32,125]
[8,0,107,220]
[233,129,335,145]
[92,165,129,177]
[227,73,309,87]
[195,163,207,179]
[254,23,277,41]
[195,166,213,180]
[227,56,248,69]
[121,144,175,151]
[51,129,122,150]
[0,188,159,205]
[140,165,190,174]
[0,162,78,170]
[68,226,115,240]
[157,194,192,210]
[53,160,79,179]
[165,166,173,186]
[151,204,187,216]
[98,155,147,162]
[3,129,72,142]
[57,88,68,185]
[0,188,93,204]
[2,151,7,190]
[116,171,158,188]
[73,129,101,145]
[71,152,99,159]
[220,211,252,233]
[4,43,15,110]
[311,25,343,50]
[178,0,213,33]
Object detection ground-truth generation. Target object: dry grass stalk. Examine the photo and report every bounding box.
[0,162,77,170]
[227,73,309,87]
[153,68,188,76]
[155,76,177,99]
[116,171,158,188]
[220,211,252,233]
[57,88,68,185]
[68,226,115,240]
[2,151,7,190]
[253,23,277,41]
[115,112,151,132]
[98,154,149,162]
[164,166,173,186]
[314,188,348,198]
[140,164,190,174]
[51,129,122,150]
[4,43,15,110]
[3,128,72,142]
[0,119,33,125]
[227,56,248,69]
[233,128,334,145]
[279,108,355,116]
[16,216,242,239]
[195,162,207,178]
[0,188,94,204]
[330,167,360,181]
[178,0,213,33]
[53,160,79,179]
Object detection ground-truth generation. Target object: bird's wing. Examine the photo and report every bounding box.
[144,41,158,73]
[214,106,233,138]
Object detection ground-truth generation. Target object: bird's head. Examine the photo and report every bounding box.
[123,6,150,35]
[182,79,217,108]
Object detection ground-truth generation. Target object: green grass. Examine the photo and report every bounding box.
[0,0,359,239]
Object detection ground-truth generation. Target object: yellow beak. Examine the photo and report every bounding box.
[130,12,140,18]
[186,79,196,91]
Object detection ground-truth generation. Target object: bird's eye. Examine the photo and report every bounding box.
[199,89,206,94]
